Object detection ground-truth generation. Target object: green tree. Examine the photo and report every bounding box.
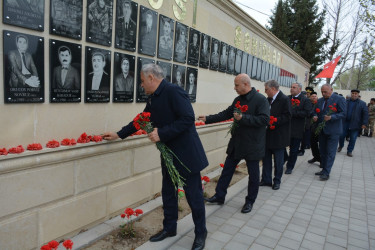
[268,0,328,85]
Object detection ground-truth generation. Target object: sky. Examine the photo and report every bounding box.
[232,0,278,28]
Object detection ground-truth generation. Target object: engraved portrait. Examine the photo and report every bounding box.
[173,22,188,63]
[158,15,174,60]
[187,28,200,66]
[86,0,113,46]
[199,34,210,68]
[115,0,137,51]
[50,0,83,39]
[138,6,157,56]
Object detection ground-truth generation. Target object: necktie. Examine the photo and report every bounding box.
[323,99,328,110]
[22,52,27,67]
[125,22,128,30]
[268,97,273,105]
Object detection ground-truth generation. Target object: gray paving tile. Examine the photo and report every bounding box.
[210,231,232,243]
[204,238,226,249]
[323,242,346,250]
[347,236,369,249]
[231,232,255,245]
[239,225,261,237]
[207,215,226,226]
[300,239,324,250]
[325,235,347,248]
[225,217,246,228]
[327,227,347,239]
[304,232,326,245]
[254,235,279,249]
[307,225,328,236]
[218,223,240,235]
[277,236,301,249]
[249,243,273,250]
[223,240,249,250]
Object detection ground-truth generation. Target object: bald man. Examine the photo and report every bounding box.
[198,74,270,214]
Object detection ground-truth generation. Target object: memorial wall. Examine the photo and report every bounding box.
[0,1,310,249]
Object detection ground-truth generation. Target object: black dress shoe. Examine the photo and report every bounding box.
[204,195,224,205]
[285,169,292,174]
[191,230,207,250]
[149,230,176,242]
[308,158,317,163]
[272,183,280,190]
[337,147,342,152]
[347,152,353,157]
[259,181,272,187]
[241,203,253,213]
[315,171,323,175]
[297,151,304,156]
[320,174,329,181]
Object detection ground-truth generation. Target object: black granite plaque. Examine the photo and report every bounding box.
[86,0,113,46]
[218,42,228,73]
[157,61,172,82]
[241,52,248,75]
[157,15,174,60]
[50,40,82,103]
[173,22,188,63]
[246,54,253,77]
[84,46,111,102]
[50,0,82,39]
[113,52,135,102]
[209,38,220,71]
[251,57,257,79]
[115,0,137,51]
[172,64,186,89]
[3,0,44,31]
[187,28,200,66]
[226,46,235,74]
[138,6,157,56]
[185,67,198,103]
[3,31,44,103]
[234,49,242,75]
[136,57,155,102]
[256,58,262,80]
[199,33,210,69]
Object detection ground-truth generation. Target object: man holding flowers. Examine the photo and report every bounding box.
[312,84,346,181]
[103,64,208,250]
[198,74,269,214]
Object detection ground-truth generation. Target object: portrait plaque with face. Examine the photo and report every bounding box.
[84,46,111,102]
[3,30,44,103]
[199,34,210,69]
[241,52,248,75]
[86,0,113,46]
[185,67,198,103]
[136,57,155,102]
[234,49,243,75]
[113,52,135,102]
[157,15,174,60]
[50,39,82,103]
[251,57,258,79]
[226,46,235,74]
[115,0,138,51]
[246,54,253,77]
[3,0,45,31]
[157,61,172,82]
[138,6,157,56]
[187,28,201,66]
[218,42,228,73]
[209,38,220,71]
[173,22,188,63]
[50,0,83,40]
[172,64,186,89]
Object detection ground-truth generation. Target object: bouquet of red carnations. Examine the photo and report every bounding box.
[227,101,248,137]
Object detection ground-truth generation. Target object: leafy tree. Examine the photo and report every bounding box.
[267,0,329,85]
[359,0,375,39]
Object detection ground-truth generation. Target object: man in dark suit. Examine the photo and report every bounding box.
[140,10,156,55]
[114,57,134,98]
[87,51,110,91]
[312,84,346,180]
[52,46,80,90]
[198,74,270,213]
[260,80,291,190]
[8,34,40,88]
[285,83,312,174]
[338,89,368,157]
[308,91,321,164]
[103,64,208,250]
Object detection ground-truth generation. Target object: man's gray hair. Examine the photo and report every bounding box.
[141,63,164,79]
[321,83,332,89]
[292,82,302,89]
[264,79,279,90]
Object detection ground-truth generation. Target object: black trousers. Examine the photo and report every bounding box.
[310,127,321,161]
[161,166,206,235]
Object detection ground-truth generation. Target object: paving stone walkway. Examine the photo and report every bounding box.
[139,136,375,250]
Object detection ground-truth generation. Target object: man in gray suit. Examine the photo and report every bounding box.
[52,46,80,89]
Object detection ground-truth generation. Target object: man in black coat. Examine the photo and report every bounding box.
[260,80,291,190]
[285,83,312,174]
[103,64,208,250]
[198,74,270,213]
[308,92,321,164]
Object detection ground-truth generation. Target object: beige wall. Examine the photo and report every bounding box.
[0,0,311,149]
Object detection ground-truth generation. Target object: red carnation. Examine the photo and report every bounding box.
[135,209,143,216]
[270,125,276,130]
[315,108,320,113]
[41,245,52,250]
[61,138,76,146]
[125,207,134,218]
[48,240,60,250]
[220,163,224,168]
[77,132,90,143]
[201,176,210,183]
[235,101,241,108]
[240,105,248,113]
[92,135,103,142]
[0,148,8,155]
[46,140,60,148]
[27,143,43,151]
[62,239,73,250]
[8,145,25,154]
[121,213,126,218]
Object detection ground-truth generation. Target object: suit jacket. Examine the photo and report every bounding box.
[345,98,368,130]
[116,18,137,48]
[52,65,80,89]
[8,50,38,87]
[140,27,156,55]
[313,93,346,136]
[205,88,270,160]
[86,72,110,91]
[266,91,292,149]
[117,79,208,175]
[289,94,312,139]
[115,73,134,93]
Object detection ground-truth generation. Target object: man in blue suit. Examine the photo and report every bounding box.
[312,84,346,180]
[103,64,208,250]
[338,89,368,157]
